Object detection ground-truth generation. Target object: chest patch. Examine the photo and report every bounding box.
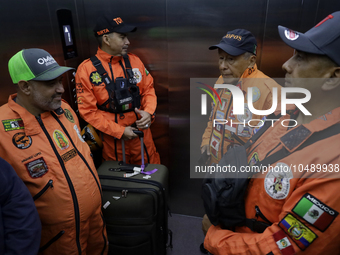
[25,157,48,178]
[53,130,69,150]
[64,109,75,123]
[132,68,142,83]
[3,118,24,131]
[12,132,32,149]
[264,162,293,200]
[90,71,103,85]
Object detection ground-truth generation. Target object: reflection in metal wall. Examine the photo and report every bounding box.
[0,0,340,216]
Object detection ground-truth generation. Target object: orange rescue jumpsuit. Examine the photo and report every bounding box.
[204,107,340,255]
[75,47,160,164]
[0,95,108,255]
[201,65,281,164]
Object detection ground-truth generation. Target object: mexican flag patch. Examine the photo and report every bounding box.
[293,193,338,232]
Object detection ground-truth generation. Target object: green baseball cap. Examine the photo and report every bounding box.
[8,48,74,84]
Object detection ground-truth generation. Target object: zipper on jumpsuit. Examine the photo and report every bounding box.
[33,179,53,201]
[50,113,107,254]
[36,116,82,254]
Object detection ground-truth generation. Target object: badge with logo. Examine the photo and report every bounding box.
[2,119,24,132]
[90,71,102,85]
[61,148,77,162]
[236,104,252,122]
[237,125,252,137]
[273,230,295,255]
[77,97,84,105]
[292,193,338,232]
[25,157,49,178]
[133,68,142,83]
[284,29,299,41]
[64,109,75,123]
[53,130,69,150]
[264,162,293,200]
[12,132,32,149]
[279,213,317,251]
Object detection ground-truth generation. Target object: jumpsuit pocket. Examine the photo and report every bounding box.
[39,230,65,252]
[33,179,53,201]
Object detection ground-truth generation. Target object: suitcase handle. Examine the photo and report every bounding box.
[133,130,144,137]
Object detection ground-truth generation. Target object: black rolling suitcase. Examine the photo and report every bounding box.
[97,131,172,255]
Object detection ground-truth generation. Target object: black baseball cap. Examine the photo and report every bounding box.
[278,11,340,66]
[209,29,257,56]
[93,14,136,37]
[8,48,74,84]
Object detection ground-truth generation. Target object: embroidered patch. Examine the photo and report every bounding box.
[25,157,48,178]
[132,68,142,83]
[53,130,69,150]
[273,230,295,255]
[12,132,32,149]
[279,213,317,251]
[293,193,338,232]
[75,83,84,94]
[77,97,84,104]
[61,148,77,162]
[284,29,299,41]
[264,162,293,200]
[248,152,260,167]
[281,125,311,150]
[253,116,266,134]
[90,71,102,85]
[145,68,149,75]
[252,87,261,102]
[228,107,236,120]
[219,98,228,111]
[64,109,75,123]
[236,104,252,122]
[2,119,24,131]
[210,131,221,159]
[237,125,252,137]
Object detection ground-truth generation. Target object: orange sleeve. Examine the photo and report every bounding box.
[75,61,125,139]
[204,161,340,255]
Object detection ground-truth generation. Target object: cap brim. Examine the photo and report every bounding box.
[115,24,137,34]
[209,44,246,56]
[31,66,74,81]
[278,25,324,55]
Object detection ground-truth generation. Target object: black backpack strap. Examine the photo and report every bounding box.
[258,123,340,167]
[90,56,116,96]
[123,54,137,85]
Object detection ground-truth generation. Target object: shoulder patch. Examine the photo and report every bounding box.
[145,68,150,75]
[292,193,338,232]
[2,119,24,131]
[279,213,317,251]
[90,71,102,85]
[273,230,295,255]
[25,157,48,178]
[264,162,293,200]
[12,132,32,149]
[64,109,75,123]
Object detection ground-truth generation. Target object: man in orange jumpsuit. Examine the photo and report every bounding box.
[201,29,281,165]
[204,11,340,255]
[75,14,160,165]
[0,48,108,254]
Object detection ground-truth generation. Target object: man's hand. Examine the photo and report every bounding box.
[201,144,211,155]
[122,126,138,140]
[135,108,151,129]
